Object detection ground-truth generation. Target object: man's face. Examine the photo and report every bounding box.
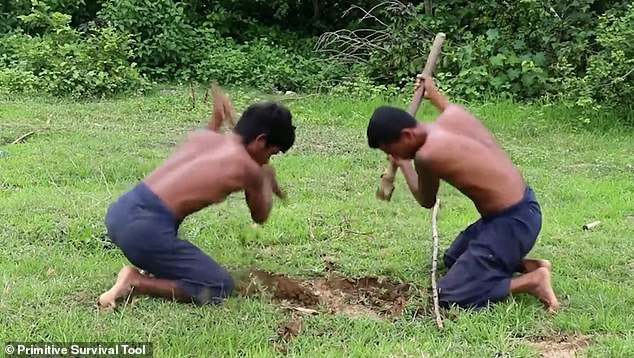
[256,146,280,165]
[247,135,281,165]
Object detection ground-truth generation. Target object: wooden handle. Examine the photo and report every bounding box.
[407,32,446,116]
[376,33,446,202]
[210,82,237,132]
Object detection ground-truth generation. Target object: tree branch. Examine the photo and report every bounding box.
[430,200,443,329]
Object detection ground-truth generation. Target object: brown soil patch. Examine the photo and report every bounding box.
[236,270,413,320]
[527,335,592,358]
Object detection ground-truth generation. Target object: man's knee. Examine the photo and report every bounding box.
[196,268,235,305]
[214,269,235,298]
[437,262,511,310]
[115,238,149,270]
[443,251,455,269]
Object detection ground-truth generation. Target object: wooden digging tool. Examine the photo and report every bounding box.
[209,83,264,228]
[376,32,446,201]
[209,81,237,132]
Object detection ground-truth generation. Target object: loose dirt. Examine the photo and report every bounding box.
[235,270,414,320]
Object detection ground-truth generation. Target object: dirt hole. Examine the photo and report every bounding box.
[527,335,592,358]
[234,270,416,320]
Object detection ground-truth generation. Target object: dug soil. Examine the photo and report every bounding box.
[234,270,416,319]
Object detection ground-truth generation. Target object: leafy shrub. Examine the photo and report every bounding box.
[0,1,147,98]
[99,0,198,80]
[317,0,633,105]
[99,0,349,92]
[581,5,634,107]
[0,0,31,34]
[192,34,348,92]
[437,30,549,100]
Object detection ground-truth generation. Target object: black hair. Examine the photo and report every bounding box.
[367,106,417,148]
[234,102,296,152]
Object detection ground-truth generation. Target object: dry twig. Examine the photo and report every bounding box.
[11,131,35,144]
[430,200,443,329]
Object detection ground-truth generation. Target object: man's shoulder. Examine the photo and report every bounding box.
[438,103,471,118]
[229,150,260,181]
[185,129,222,142]
[415,130,486,170]
[416,130,452,160]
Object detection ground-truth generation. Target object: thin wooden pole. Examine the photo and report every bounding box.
[430,200,443,329]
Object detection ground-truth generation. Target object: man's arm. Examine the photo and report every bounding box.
[419,75,499,149]
[244,167,274,224]
[414,154,440,209]
[396,158,422,203]
[395,156,439,209]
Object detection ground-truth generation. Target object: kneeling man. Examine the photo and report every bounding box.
[366,76,558,312]
[99,90,295,308]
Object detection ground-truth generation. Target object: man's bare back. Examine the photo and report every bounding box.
[417,105,526,217]
[144,130,261,220]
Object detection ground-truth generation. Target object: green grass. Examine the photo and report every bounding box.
[1,87,633,357]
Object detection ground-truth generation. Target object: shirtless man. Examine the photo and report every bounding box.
[99,90,295,308]
[365,75,559,312]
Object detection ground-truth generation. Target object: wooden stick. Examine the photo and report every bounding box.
[376,32,446,201]
[209,82,237,132]
[430,200,443,329]
[11,131,35,145]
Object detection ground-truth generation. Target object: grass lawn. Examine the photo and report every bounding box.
[1,87,633,357]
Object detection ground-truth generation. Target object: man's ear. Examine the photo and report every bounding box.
[254,134,268,147]
[401,128,416,141]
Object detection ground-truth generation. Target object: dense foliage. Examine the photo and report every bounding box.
[1,0,632,114]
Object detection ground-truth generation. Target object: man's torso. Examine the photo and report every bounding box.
[419,105,527,217]
[142,131,257,220]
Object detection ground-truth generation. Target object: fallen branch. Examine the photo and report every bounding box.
[376,32,445,201]
[11,131,35,144]
[430,200,443,329]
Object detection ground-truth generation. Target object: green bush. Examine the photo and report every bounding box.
[99,0,198,81]
[99,0,349,92]
[2,0,632,107]
[0,1,148,98]
[582,5,634,107]
[438,30,549,100]
[318,0,633,105]
[192,35,348,92]
[0,0,31,34]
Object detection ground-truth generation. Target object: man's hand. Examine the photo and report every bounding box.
[415,74,448,111]
[414,74,438,99]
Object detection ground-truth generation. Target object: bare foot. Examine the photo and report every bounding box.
[523,258,551,272]
[530,267,560,313]
[99,266,142,310]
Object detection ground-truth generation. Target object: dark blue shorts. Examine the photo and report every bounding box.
[105,182,234,305]
[438,186,542,310]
